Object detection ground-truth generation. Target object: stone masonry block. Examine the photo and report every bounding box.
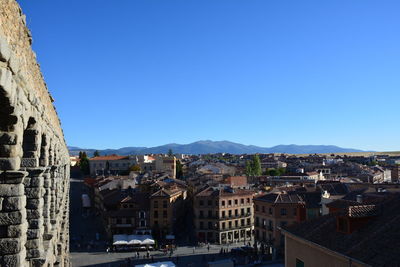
[29,176,44,187]
[0,170,27,184]
[2,251,26,267]
[26,198,43,210]
[8,53,20,74]
[0,68,13,97]
[28,218,43,229]
[25,187,42,198]
[0,210,26,225]
[0,37,11,62]
[0,157,20,171]
[0,183,24,196]
[7,222,28,238]
[0,132,17,145]
[26,209,41,220]
[2,196,26,211]
[21,157,38,168]
[0,238,23,254]
[27,229,42,239]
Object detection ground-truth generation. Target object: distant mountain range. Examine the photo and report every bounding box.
[68,140,366,156]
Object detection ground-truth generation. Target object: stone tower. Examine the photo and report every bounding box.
[0,0,70,266]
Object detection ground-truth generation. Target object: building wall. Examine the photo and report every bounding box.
[285,233,367,267]
[194,193,254,244]
[0,1,70,266]
[254,200,300,248]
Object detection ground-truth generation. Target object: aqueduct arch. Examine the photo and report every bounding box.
[0,0,70,266]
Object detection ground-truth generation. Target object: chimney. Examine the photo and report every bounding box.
[356,195,363,204]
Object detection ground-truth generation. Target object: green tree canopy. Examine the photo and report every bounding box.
[93,150,100,157]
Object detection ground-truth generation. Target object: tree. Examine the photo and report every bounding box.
[93,150,100,157]
[130,164,141,172]
[251,154,262,176]
[168,148,173,157]
[176,160,183,179]
[78,151,90,175]
[245,161,253,176]
[245,155,262,176]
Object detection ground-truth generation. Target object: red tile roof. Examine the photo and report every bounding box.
[90,154,129,161]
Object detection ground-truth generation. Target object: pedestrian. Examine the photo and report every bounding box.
[207,244,210,252]
[136,251,139,258]
[193,247,195,254]
[146,251,149,258]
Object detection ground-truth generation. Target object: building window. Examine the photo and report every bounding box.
[235,220,238,227]
[154,201,158,208]
[208,221,213,229]
[247,207,250,214]
[296,259,304,267]
[199,210,204,218]
[208,210,212,218]
[262,206,265,213]
[241,219,245,226]
[228,210,232,217]
[293,208,297,216]
[140,220,146,227]
[207,200,212,206]
[280,208,287,216]
[247,198,250,203]
[228,200,232,206]
[234,199,238,205]
[222,222,226,230]
[255,217,260,227]
[241,198,244,204]
[116,218,122,224]
[199,200,204,206]
[139,211,145,219]
[246,218,250,225]
[154,211,158,218]
[221,200,225,206]
[222,211,225,218]
[163,210,167,218]
[241,208,244,215]
[215,200,218,206]
[163,200,167,208]
[200,221,204,229]
[235,209,238,216]
[255,205,259,212]
[280,221,287,227]
[269,208,273,215]
[126,218,132,224]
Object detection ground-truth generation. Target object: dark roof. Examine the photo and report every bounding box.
[319,183,349,195]
[255,192,304,204]
[196,187,253,197]
[283,194,400,266]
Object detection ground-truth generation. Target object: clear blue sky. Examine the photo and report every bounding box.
[18,0,400,151]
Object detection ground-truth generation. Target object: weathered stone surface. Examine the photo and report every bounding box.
[0,184,24,197]
[0,211,25,225]
[2,251,26,266]
[25,187,42,198]
[0,1,70,265]
[0,238,22,254]
[2,196,26,211]
[0,132,17,145]
[0,37,11,62]
[28,218,43,229]
[7,222,28,238]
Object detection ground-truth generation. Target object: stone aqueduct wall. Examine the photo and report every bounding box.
[0,0,70,266]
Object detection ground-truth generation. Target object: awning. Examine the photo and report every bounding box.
[113,234,155,246]
[135,261,176,267]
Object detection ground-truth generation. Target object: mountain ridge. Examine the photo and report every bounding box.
[68,140,366,156]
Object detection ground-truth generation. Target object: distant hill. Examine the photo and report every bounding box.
[68,140,365,156]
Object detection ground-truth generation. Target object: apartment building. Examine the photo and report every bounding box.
[149,185,187,238]
[89,155,138,175]
[194,187,254,244]
[254,192,306,249]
